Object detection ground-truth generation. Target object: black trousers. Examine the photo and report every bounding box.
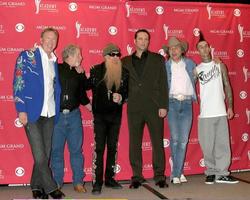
[25,116,57,193]
[128,109,166,183]
[92,113,121,185]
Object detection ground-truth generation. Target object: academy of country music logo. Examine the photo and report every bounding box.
[68,2,77,12]
[125,2,147,18]
[238,24,250,43]
[0,1,25,7]
[35,0,58,14]
[0,24,4,34]
[206,4,226,20]
[210,46,229,60]
[75,21,99,38]
[88,4,117,11]
[246,108,250,125]
[243,66,249,82]
[126,44,133,55]
[163,24,184,40]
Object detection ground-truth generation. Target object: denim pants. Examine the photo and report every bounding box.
[167,99,192,178]
[51,108,84,187]
[24,116,57,194]
[92,113,121,185]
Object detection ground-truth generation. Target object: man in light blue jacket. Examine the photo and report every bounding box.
[13,27,64,199]
[164,37,197,184]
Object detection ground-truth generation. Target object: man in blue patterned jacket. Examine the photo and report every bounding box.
[13,27,65,199]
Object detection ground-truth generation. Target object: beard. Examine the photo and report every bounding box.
[104,58,122,91]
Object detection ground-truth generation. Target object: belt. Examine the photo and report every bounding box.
[60,108,76,114]
[169,94,192,101]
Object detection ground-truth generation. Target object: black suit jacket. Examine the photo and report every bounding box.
[122,51,168,113]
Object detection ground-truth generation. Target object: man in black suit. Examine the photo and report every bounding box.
[122,29,168,188]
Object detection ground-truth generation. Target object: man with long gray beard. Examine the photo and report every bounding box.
[86,44,129,195]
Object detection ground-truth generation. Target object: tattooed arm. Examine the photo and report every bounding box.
[220,63,234,119]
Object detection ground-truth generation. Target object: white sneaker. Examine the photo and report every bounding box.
[180,174,187,183]
[172,177,181,184]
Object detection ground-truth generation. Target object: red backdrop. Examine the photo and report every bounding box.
[0,0,249,185]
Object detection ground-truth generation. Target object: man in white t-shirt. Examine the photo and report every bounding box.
[195,36,239,185]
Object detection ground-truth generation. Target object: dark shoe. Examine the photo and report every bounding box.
[105,179,123,189]
[92,184,102,195]
[215,175,239,184]
[156,180,168,188]
[49,189,65,199]
[205,175,215,184]
[129,180,141,189]
[40,189,49,199]
[32,190,43,199]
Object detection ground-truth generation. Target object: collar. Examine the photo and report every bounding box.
[38,46,57,62]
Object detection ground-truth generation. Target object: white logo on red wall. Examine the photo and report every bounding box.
[246,108,250,125]
[108,26,118,36]
[234,9,241,17]
[0,1,25,8]
[243,66,249,82]
[0,95,13,101]
[75,21,98,38]
[0,169,4,179]
[0,144,24,151]
[36,25,66,32]
[127,44,133,55]
[0,72,4,81]
[89,49,102,55]
[68,2,77,12]
[14,118,23,128]
[35,0,58,14]
[237,49,244,58]
[173,7,199,14]
[89,4,117,11]
[0,120,3,130]
[189,137,199,145]
[248,150,250,161]
[183,161,191,171]
[238,24,250,43]
[199,158,205,167]
[15,167,25,177]
[210,29,233,36]
[82,119,93,128]
[15,23,25,32]
[169,157,173,172]
[210,46,229,60]
[163,24,184,40]
[142,141,152,151]
[143,163,152,171]
[239,91,247,100]
[163,138,170,148]
[206,4,225,20]
[155,6,164,15]
[0,47,24,54]
[114,164,121,174]
[0,24,5,34]
[242,133,249,142]
[125,3,147,17]
[193,28,200,37]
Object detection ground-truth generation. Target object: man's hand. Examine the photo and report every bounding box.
[227,108,234,119]
[113,93,122,104]
[18,112,28,125]
[75,66,85,74]
[85,103,92,112]
[158,108,167,118]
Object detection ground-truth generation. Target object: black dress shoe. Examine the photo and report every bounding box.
[49,189,65,199]
[92,184,102,195]
[32,190,43,199]
[156,180,168,188]
[41,189,49,199]
[105,179,123,189]
[129,180,141,189]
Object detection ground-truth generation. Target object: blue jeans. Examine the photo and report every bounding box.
[51,108,84,187]
[167,99,192,178]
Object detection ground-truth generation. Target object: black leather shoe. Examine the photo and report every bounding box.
[156,180,168,188]
[32,190,43,199]
[92,184,102,195]
[129,180,141,189]
[105,179,123,189]
[49,189,65,199]
[41,189,49,199]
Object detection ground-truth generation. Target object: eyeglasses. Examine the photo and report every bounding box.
[108,52,121,57]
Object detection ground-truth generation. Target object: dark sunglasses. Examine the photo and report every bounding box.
[108,52,121,57]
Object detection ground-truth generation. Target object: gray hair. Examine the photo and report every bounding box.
[62,44,80,61]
